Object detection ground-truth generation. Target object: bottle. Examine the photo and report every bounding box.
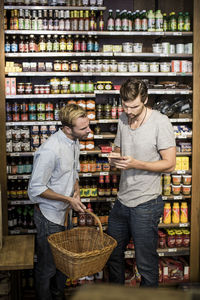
[163,203,171,224]
[10,180,17,199]
[19,35,25,53]
[163,13,168,31]
[86,203,94,226]
[111,174,118,196]
[115,9,121,31]
[46,34,53,52]
[155,9,163,31]
[53,10,59,31]
[18,9,25,30]
[74,34,80,52]
[111,98,117,119]
[11,35,18,53]
[87,35,93,52]
[5,36,11,53]
[94,35,99,52]
[60,34,67,52]
[59,10,65,31]
[180,202,188,223]
[43,10,48,30]
[90,178,98,197]
[66,34,73,52]
[172,202,180,224]
[99,10,104,31]
[98,175,105,196]
[170,12,177,31]
[29,34,36,53]
[9,10,14,30]
[37,9,43,30]
[17,158,24,174]
[127,11,132,31]
[48,9,54,30]
[107,9,114,31]
[141,10,148,31]
[134,10,141,31]
[184,12,191,31]
[78,211,86,226]
[13,9,19,30]
[178,12,184,31]
[117,97,123,118]
[80,35,87,52]
[31,10,38,30]
[24,9,31,30]
[64,10,71,31]
[78,10,84,31]
[16,179,23,200]
[90,10,96,31]
[53,34,60,52]
[38,35,46,52]
[147,10,155,32]
[72,211,78,227]
[84,10,90,31]
[121,10,129,31]
[104,175,111,197]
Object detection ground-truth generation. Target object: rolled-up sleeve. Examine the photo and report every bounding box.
[28,149,56,198]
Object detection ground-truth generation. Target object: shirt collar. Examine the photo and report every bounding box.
[58,128,77,146]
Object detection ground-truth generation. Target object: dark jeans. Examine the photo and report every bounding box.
[107,196,164,287]
[34,207,67,300]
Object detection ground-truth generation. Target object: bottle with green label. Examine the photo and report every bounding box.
[178,12,184,31]
[184,12,191,31]
[107,9,114,31]
[163,13,168,31]
[134,9,141,31]
[147,10,155,32]
[170,12,177,31]
[121,10,129,31]
[155,9,163,31]
[115,9,121,31]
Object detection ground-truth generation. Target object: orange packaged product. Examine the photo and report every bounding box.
[182,184,191,195]
[87,110,95,120]
[79,141,86,151]
[85,140,94,151]
[171,184,181,195]
[172,175,181,185]
[182,175,192,185]
[77,99,86,109]
[86,99,95,110]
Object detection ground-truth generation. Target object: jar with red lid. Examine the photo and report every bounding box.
[86,99,95,110]
[79,141,86,151]
[39,85,45,94]
[102,159,110,171]
[44,85,50,94]
[34,85,40,94]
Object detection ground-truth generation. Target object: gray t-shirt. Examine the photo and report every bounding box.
[114,110,176,207]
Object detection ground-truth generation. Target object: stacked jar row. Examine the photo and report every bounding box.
[158,228,190,248]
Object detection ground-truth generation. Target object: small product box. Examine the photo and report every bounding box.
[10,78,16,95]
[175,157,182,171]
[5,78,11,95]
[182,157,189,170]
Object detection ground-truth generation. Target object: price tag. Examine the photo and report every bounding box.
[82,173,92,177]
[100,172,109,176]
[168,72,176,76]
[167,90,176,94]
[81,198,90,203]
[180,91,190,94]
[99,119,109,123]
[94,135,103,139]
[80,151,87,155]
[155,32,164,35]
[160,54,169,57]
[101,72,111,76]
[168,248,177,252]
[78,94,86,98]
[179,223,189,227]
[158,253,165,257]
[173,32,182,36]
[106,197,116,202]
[83,72,93,76]
[177,170,186,174]
[95,90,103,94]
[162,196,168,200]
[101,153,109,157]
[174,196,183,200]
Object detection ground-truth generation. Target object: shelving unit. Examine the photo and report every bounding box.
[0,0,200,285]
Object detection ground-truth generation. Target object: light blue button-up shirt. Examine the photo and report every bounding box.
[28,128,80,225]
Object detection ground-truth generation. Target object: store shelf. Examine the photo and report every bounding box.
[94,133,115,139]
[9,228,37,235]
[6,71,193,77]
[79,171,120,177]
[6,94,96,99]
[158,223,190,228]
[4,30,193,36]
[8,200,33,205]
[162,195,191,201]
[5,52,193,58]
[8,174,31,180]
[170,118,192,123]
[176,152,192,156]
[172,170,192,175]
[4,5,107,11]
[125,247,190,258]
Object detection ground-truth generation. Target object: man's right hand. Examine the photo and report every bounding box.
[68,196,86,213]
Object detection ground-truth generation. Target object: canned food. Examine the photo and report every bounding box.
[118,62,128,73]
[176,44,185,54]
[133,43,143,53]
[160,62,171,73]
[122,42,133,53]
[149,62,159,73]
[139,62,149,72]
[128,62,138,72]
[152,43,162,54]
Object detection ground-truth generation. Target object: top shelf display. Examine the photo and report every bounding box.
[4,5,107,10]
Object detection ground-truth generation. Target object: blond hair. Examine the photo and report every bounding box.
[59,104,87,127]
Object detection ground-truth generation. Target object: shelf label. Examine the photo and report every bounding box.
[174,196,183,200]
[82,173,92,177]
[158,253,165,257]
[101,153,109,157]
[81,198,90,203]
[173,32,182,36]
[162,196,168,200]
[80,151,87,155]
[180,91,190,94]
[179,223,189,227]
[100,172,109,176]
[168,248,177,252]
[94,135,103,139]
[155,32,164,35]
[177,170,186,174]
[106,197,116,202]
[98,119,109,123]
[167,90,176,94]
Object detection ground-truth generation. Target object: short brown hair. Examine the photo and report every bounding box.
[59,104,87,127]
[120,79,148,103]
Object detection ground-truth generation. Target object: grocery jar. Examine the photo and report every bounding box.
[133,43,143,53]
[87,110,95,120]
[182,184,192,195]
[167,230,176,248]
[175,230,183,247]
[85,141,95,150]
[95,60,103,72]
[164,173,171,185]
[139,62,149,73]
[182,230,190,247]
[172,175,182,185]
[122,42,133,53]
[117,62,128,73]
[79,60,88,72]
[78,80,86,93]
[87,60,95,72]
[128,62,138,72]
[110,60,118,72]
[149,62,159,73]
[163,184,171,196]
[171,184,181,195]
[160,62,171,73]
[152,43,162,54]
[102,60,110,72]
[182,174,192,185]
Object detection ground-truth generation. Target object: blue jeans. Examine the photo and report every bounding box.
[107,196,164,287]
[34,207,67,300]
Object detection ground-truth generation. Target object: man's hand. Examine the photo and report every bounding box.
[69,193,86,212]
[109,155,134,169]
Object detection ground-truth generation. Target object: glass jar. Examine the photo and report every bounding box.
[95,60,102,72]
[102,60,110,72]
[110,60,118,72]
[54,60,62,71]
[79,60,88,72]
[70,60,79,72]
[87,60,95,72]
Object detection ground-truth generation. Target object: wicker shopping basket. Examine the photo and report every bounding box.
[48,208,117,280]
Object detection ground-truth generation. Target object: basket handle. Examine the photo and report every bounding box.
[65,207,104,243]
